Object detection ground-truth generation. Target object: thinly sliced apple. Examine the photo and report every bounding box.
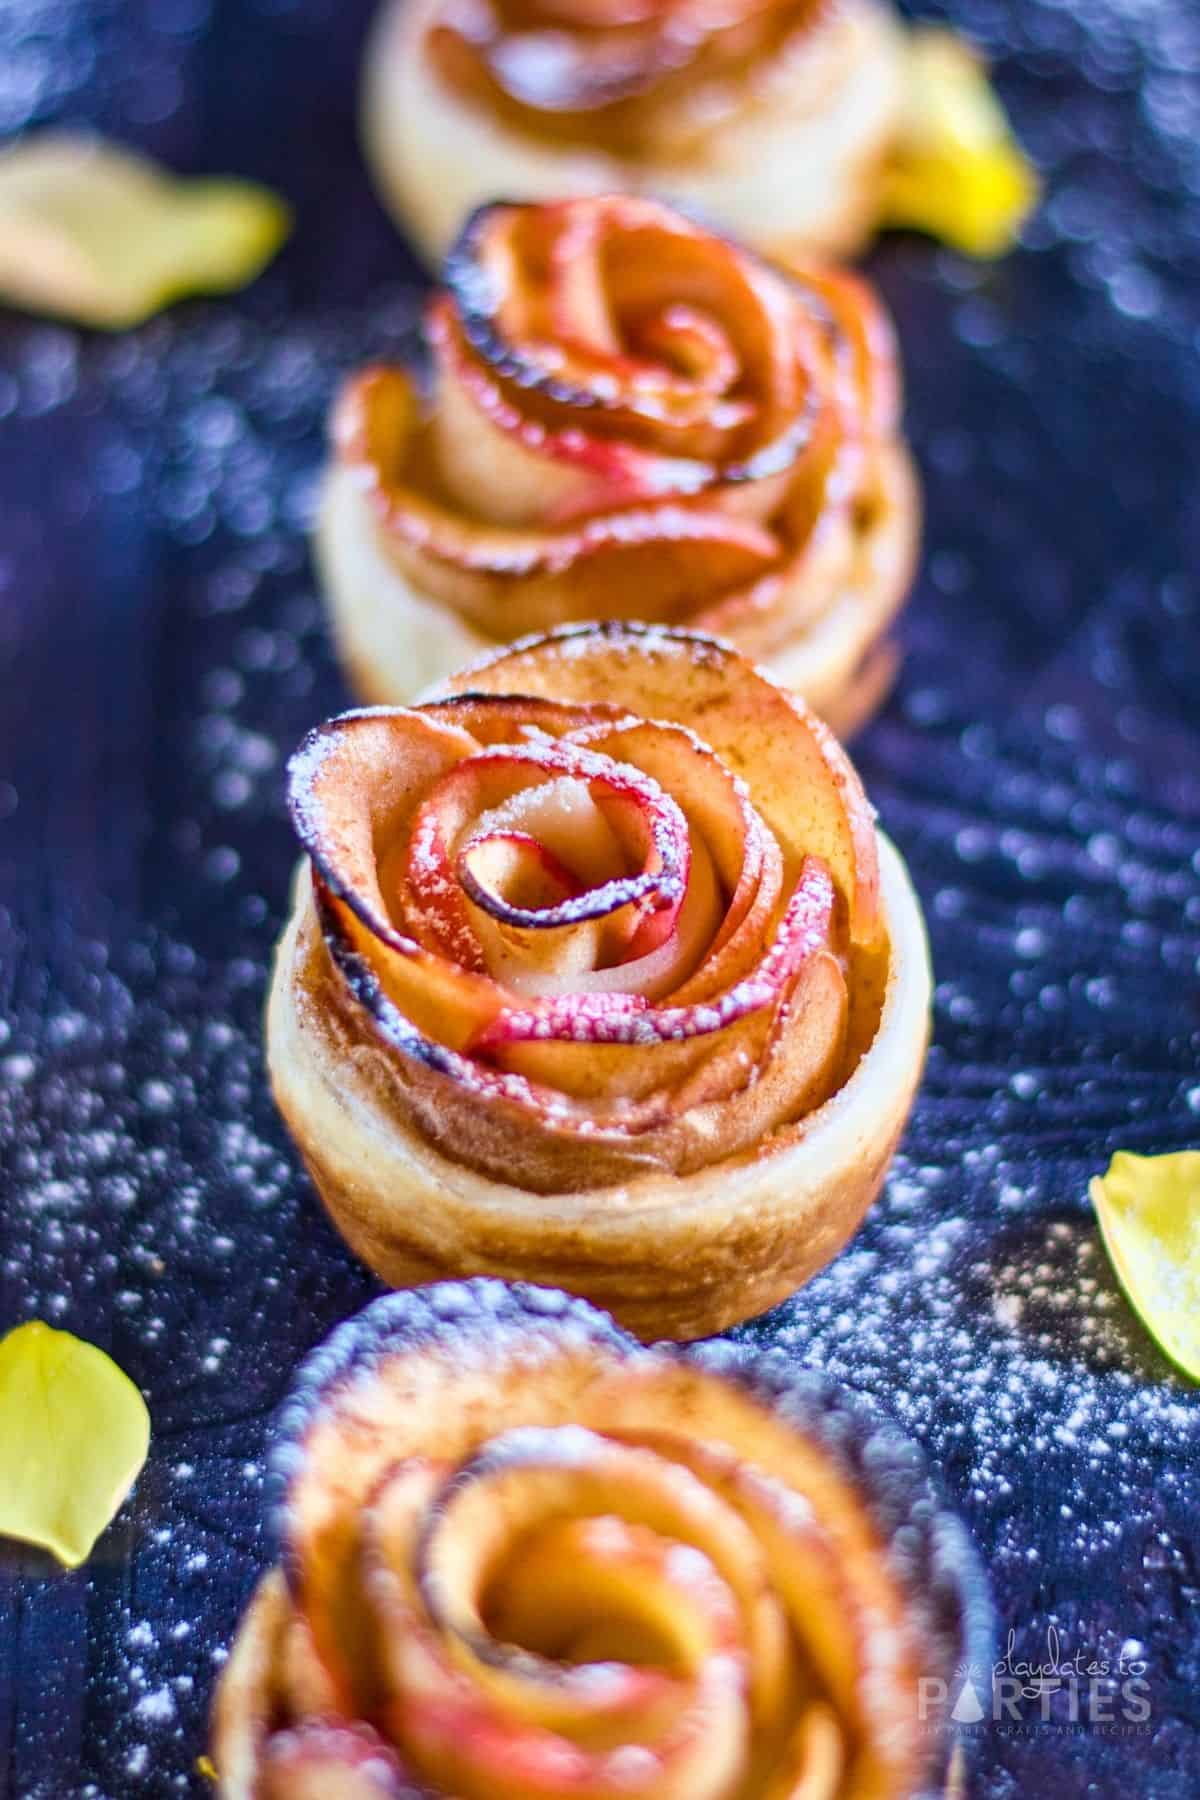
[800,264,902,439]
[434,625,881,946]
[289,710,502,1049]
[478,859,843,1111]
[382,1430,759,1800]
[397,736,690,979]
[366,1477,701,1763]
[431,299,701,523]
[454,198,810,465]
[369,483,784,641]
[417,1428,784,1706]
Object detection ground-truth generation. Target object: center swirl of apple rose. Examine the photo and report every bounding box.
[430,192,872,503]
[398,736,703,1001]
[289,627,884,1190]
[216,1285,972,1800]
[426,0,832,152]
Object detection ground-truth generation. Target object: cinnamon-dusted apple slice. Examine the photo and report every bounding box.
[267,624,930,1339]
[316,195,920,736]
[211,1281,991,1799]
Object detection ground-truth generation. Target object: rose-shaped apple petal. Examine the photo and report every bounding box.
[436,624,881,947]
[366,1466,695,1747]
[0,1322,150,1567]
[422,690,626,748]
[799,265,902,442]
[290,708,507,1049]
[479,858,843,1113]
[1090,1150,1200,1382]
[483,1516,739,1680]
[339,367,785,634]
[370,1454,748,1800]
[400,735,690,979]
[0,133,289,328]
[428,302,706,525]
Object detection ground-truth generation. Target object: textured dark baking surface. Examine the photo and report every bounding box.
[0,0,1198,1794]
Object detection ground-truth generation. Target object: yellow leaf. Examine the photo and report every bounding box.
[880,29,1039,258]
[0,133,290,329]
[0,1321,151,1566]
[1090,1150,1200,1382]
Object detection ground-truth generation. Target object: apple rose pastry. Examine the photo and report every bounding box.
[317,195,919,736]
[361,0,1036,268]
[212,1281,990,1799]
[268,624,931,1340]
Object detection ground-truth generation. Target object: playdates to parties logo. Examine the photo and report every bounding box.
[919,1627,1152,1738]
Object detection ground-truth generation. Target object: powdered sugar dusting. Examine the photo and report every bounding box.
[3,0,1200,1790]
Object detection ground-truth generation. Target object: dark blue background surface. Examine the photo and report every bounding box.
[0,0,1198,1793]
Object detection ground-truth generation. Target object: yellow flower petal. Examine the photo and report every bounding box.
[0,1321,151,1566]
[0,132,290,329]
[880,29,1039,258]
[1090,1150,1200,1382]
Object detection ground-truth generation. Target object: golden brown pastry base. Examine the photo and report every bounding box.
[267,833,930,1342]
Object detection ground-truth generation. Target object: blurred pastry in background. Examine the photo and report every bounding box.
[317,193,918,736]
[361,0,1036,267]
